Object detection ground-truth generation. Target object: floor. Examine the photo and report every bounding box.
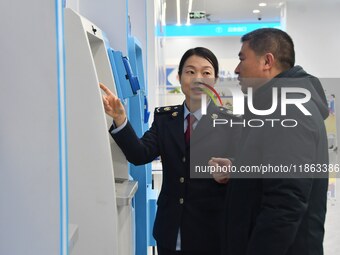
[324,197,340,255]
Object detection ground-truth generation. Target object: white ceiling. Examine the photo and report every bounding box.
[165,0,283,25]
[164,0,338,25]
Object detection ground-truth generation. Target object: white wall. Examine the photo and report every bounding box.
[146,0,167,119]
[0,0,62,254]
[284,0,340,147]
[129,0,147,69]
[285,1,340,78]
[146,0,158,118]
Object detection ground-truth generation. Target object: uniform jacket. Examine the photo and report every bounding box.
[110,102,241,252]
[225,66,329,255]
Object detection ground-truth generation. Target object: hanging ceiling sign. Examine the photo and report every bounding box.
[189,11,206,19]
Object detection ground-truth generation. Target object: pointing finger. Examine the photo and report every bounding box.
[99,83,114,96]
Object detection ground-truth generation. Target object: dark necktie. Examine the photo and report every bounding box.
[185,113,196,145]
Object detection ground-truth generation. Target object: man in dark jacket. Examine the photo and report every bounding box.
[211,28,329,255]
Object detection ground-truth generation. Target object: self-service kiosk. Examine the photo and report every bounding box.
[106,38,158,255]
[127,36,158,253]
[64,8,138,255]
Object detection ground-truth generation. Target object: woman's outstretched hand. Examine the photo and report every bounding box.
[99,83,127,127]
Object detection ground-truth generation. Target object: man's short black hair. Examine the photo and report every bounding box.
[241,28,295,70]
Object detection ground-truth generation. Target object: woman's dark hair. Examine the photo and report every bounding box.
[178,47,219,79]
[241,28,295,70]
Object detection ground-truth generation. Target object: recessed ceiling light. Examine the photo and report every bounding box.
[259,3,267,7]
[253,9,261,14]
[176,0,181,26]
[186,0,193,26]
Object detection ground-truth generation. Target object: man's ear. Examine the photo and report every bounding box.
[263,53,275,70]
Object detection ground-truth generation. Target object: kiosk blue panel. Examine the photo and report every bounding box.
[128,36,155,255]
[122,56,140,94]
[107,48,135,99]
[105,34,156,255]
[128,37,146,91]
[106,48,124,99]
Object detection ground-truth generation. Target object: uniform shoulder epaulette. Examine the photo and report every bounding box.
[216,106,242,119]
[154,105,181,114]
